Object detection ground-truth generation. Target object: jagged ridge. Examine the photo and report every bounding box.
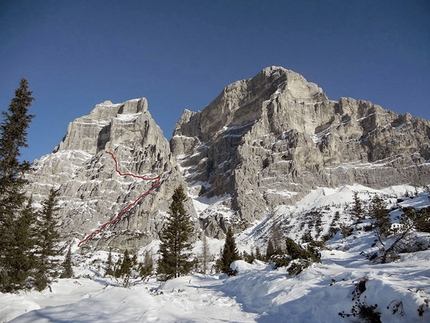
[171,66,430,235]
[27,66,430,248]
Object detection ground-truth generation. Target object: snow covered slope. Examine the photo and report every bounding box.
[2,185,429,323]
[3,231,429,322]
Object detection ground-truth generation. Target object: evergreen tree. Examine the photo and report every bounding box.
[157,186,194,280]
[243,249,255,264]
[119,249,132,287]
[105,248,114,277]
[255,246,263,261]
[351,192,364,220]
[139,251,153,280]
[369,194,391,238]
[200,232,210,274]
[0,78,34,195]
[3,197,36,291]
[266,239,275,261]
[270,223,284,254]
[60,245,73,279]
[0,78,35,293]
[34,188,61,291]
[218,226,240,275]
[114,257,122,278]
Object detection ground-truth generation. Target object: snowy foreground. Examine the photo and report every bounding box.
[2,185,430,322]
[2,231,430,323]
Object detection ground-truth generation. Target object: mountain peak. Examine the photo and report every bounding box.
[27,67,430,248]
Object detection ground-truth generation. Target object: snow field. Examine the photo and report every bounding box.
[2,184,430,322]
[4,229,429,323]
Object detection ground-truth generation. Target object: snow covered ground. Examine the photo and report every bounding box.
[2,234,429,323]
[2,185,430,322]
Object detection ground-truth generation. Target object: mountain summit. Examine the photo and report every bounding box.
[172,66,430,235]
[27,66,430,249]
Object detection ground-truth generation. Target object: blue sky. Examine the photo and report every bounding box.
[1,0,429,162]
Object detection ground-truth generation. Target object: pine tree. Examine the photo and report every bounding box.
[218,226,240,275]
[157,186,194,280]
[255,246,263,261]
[114,257,122,278]
[105,248,114,277]
[369,194,391,238]
[270,223,284,254]
[0,78,34,194]
[266,239,275,261]
[4,197,36,291]
[60,245,73,279]
[119,249,132,287]
[351,192,364,221]
[34,188,61,291]
[243,250,255,264]
[200,232,210,274]
[139,251,153,280]
[0,78,35,293]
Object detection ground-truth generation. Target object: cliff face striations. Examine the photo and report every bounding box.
[27,67,430,247]
[27,98,191,250]
[171,66,430,234]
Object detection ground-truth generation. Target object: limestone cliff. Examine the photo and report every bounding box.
[27,66,430,248]
[171,66,430,234]
[27,98,192,250]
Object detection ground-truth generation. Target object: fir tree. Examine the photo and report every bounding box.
[105,248,114,277]
[243,250,256,264]
[218,227,240,275]
[351,192,364,220]
[60,245,73,279]
[157,186,194,280]
[200,232,210,274]
[369,194,391,238]
[0,78,35,293]
[255,246,263,261]
[4,197,36,291]
[119,250,132,287]
[266,239,275,261]
[34,188,61,291]
[270,223,284,254]
[0,78,34,195]
[139,251,153,280]
[114,257,122,278]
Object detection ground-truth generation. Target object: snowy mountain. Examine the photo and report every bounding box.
[26,98,192,250]
[172,66,430,236]
[7,66,429,321]
[26,66,430,250]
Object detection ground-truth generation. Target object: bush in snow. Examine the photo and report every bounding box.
[368,206,430,264]
[339,277,382,323]
[269,237,321,275]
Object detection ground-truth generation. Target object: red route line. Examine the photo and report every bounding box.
[78,151,160,247]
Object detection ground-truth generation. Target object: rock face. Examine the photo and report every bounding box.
[28,98,192,251]
[171,66,430,233]
[28,66,430,249]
